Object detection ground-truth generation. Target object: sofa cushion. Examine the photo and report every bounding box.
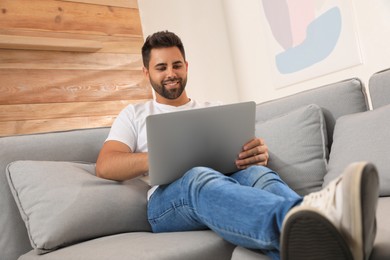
[6,160,151,254]
[256,104,328,195]
[18,231,235,260]
[0,128,110,260]
[369,68,390,109]
[231,246,270,260]
[324,104,390,196]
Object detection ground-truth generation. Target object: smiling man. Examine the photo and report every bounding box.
[96,31,379,260]
[145,47,188,102]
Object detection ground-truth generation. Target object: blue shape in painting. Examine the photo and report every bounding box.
[275,7,342,74]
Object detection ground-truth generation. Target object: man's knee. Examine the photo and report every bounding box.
[183,166,220,183]
[247,165,281,179]
[182,166,239,188]
[231,165,282,187]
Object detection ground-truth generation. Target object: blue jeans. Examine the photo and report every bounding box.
[147,166,302,259]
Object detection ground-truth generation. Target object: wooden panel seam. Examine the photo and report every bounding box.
[0,69,152,104]
[0,50,143,70]
[0,99,152,121]
[0,28,144,54]
[60,0,138,9]
[0,115,117,136]
[0,35,102,52]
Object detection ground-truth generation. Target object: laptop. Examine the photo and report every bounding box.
[146,101,256,186]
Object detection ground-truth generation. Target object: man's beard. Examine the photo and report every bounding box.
[150,76,187,100]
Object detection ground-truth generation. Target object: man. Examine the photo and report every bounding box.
[96,31,379,260]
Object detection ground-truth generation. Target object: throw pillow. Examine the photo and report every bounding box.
[324,104,390,196]
[256,104,328,196]
[6,161,151,254]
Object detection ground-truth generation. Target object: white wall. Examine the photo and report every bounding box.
[138,0,390,104]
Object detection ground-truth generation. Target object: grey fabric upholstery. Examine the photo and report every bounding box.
[0,128,110,260]
[256,78,368,148]
[7,161,151,254]
[2,75,389,260]
[18,231,235,260]
[370,197,390,260]
[256,104,328,195]
[324,104,390,195]
[231,246,270,260]
[369,68,390,109]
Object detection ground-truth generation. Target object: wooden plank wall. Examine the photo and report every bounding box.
[0,0,152,137]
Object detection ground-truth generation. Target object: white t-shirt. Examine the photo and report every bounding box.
[105,99,221,198]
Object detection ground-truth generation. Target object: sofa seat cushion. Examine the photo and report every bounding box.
[231,246,270,260]
[7,160,151,255]
[18,231,235,260]
[324,104,390,196]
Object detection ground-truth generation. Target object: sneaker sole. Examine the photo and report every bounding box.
[281,208,353,260]
[361,163,379,259]
[343,162,379,260]
[281,162,379,260]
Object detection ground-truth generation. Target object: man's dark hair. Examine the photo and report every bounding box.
[141,31,186,69]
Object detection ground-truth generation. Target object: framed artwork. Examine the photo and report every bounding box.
[260,0,363,88]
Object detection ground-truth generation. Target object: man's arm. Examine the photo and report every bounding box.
[96,140,148,181]
[235,138,269,170]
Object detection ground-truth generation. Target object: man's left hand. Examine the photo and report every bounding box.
[235,138,269,170]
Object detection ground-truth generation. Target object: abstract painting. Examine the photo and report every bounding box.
[260,0,362,87]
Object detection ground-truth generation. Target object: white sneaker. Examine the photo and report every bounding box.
[281,162,379,260]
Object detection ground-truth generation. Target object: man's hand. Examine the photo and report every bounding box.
[235,138,269,170]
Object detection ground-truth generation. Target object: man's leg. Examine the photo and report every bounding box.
[148,166,301,254]
[230,165,301,200]
[229,165,302,258]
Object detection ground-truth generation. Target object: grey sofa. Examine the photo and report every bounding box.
[1,73,390,260]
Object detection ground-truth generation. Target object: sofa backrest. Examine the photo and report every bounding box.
[369,68,390,109]
[0,128,110,260]
[0,78,370,260]
[255,78,369,150]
